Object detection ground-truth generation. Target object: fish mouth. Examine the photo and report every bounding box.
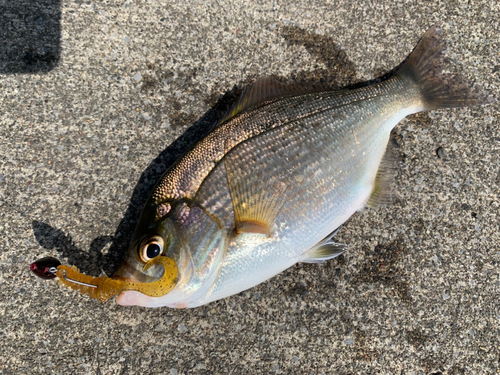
[116,291,153,306]
[113,259,165,284]
[116,290,188,308]
[114,256,181,307]
[120,256,179,298]
[112,275,141,284]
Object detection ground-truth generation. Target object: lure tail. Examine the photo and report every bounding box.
[397,22,494,110]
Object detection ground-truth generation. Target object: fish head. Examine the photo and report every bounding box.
[114,201,228,308]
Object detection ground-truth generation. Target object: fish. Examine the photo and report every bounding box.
[38,23,493,307]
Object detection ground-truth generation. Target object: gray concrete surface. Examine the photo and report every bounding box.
[1,0,499,374]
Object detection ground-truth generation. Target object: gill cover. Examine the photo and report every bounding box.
[162,202,228,305]
[112,200,229,307]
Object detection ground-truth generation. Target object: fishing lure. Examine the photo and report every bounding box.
[31,256,179,302]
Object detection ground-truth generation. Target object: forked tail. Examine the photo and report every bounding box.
[397,22,494,110]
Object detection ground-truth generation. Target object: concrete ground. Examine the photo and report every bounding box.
[1,0,499,374]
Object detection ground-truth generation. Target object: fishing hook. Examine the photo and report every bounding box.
[61,270,98,289]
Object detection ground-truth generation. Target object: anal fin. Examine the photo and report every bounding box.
[367,139,399,208]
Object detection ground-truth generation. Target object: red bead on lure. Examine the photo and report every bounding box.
[30,257,61,279]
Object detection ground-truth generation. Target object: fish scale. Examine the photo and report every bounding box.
[150,76,419,205]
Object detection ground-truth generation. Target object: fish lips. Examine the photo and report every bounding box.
[116,291,150,306]
[116,290,188,308]
[116,290,180,308]
[113,276,160,307]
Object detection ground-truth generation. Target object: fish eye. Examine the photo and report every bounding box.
[139,236,164,262]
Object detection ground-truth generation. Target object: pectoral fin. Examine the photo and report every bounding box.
[223,139,288,236]
[226,167,287,236]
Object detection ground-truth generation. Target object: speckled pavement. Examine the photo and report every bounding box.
[1,1,499,374]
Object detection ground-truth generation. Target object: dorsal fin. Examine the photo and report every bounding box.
[216,77,331,126]
[367,139,399,207]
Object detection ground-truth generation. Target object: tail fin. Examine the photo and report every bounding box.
[397,22,494,110]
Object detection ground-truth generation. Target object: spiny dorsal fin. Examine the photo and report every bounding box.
[216,77,332,126]
[367,139,399,208]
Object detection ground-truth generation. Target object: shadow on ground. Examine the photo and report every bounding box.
[0,0,61,73]
[32,87,239,276]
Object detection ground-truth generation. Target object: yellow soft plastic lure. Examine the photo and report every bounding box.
[53,256,178,302]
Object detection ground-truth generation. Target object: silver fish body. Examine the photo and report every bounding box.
[114,24,491,308]
[171,79,420,307]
